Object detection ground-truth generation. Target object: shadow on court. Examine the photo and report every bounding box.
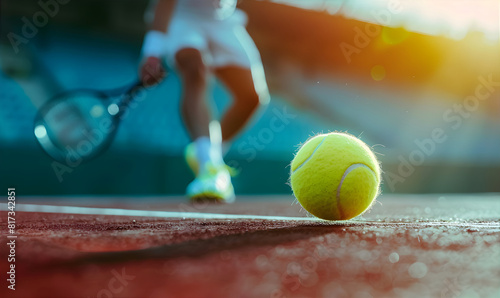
[0,195,499,298]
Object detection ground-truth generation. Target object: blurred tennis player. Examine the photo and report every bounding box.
[139,0,269,202]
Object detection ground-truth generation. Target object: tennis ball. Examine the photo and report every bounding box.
[290,132,381,220]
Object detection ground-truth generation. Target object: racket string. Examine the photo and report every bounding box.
[35,80,143,162]
[38,95,114,160]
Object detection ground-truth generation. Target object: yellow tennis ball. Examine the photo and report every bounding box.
[290,132,381,220]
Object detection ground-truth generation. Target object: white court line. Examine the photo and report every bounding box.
[1,204,499,228]
[2,203,320,222]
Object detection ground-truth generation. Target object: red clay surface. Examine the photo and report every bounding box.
[1,195,499,298]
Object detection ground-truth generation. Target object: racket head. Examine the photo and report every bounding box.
[34,89,120,164]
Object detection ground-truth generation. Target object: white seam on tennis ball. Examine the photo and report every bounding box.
[336,163,374,219]
[292,137,326,174]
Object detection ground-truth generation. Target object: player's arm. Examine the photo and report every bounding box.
[140,0,177,86]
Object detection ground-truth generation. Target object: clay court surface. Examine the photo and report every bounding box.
[1,194,499,298]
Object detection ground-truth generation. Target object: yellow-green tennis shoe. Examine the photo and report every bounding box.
[186,162,235,203]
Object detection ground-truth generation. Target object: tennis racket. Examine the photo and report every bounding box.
[34,80,144,164]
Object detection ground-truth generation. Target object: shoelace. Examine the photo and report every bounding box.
[205,163,239,177]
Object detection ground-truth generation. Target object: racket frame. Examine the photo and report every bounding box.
[34,81,143,164]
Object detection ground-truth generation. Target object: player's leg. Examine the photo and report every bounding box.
[176,48,217,170]
[175,48,233,202]
[176,49,233,202]
[209,9,270,142]
[214,65,266,141]
[185,9,268,202]
[175,48,211,141]
[155,13,232,202]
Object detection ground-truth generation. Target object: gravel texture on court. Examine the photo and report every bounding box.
[0,195,499,298]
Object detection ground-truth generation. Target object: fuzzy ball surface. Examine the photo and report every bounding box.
[290,132,381,220]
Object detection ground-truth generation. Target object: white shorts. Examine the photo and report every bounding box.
[163,9,262,70]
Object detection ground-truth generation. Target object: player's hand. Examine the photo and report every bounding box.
[140,56,166,87]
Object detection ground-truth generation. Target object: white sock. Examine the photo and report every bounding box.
[195,136,211,168]
[208,120,224,164]
[195,136,224,170]
[210,140,224,165]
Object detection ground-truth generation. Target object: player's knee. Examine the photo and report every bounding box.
[175,49,207,83]
[249,92,262,111]
[238,90,261,113]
